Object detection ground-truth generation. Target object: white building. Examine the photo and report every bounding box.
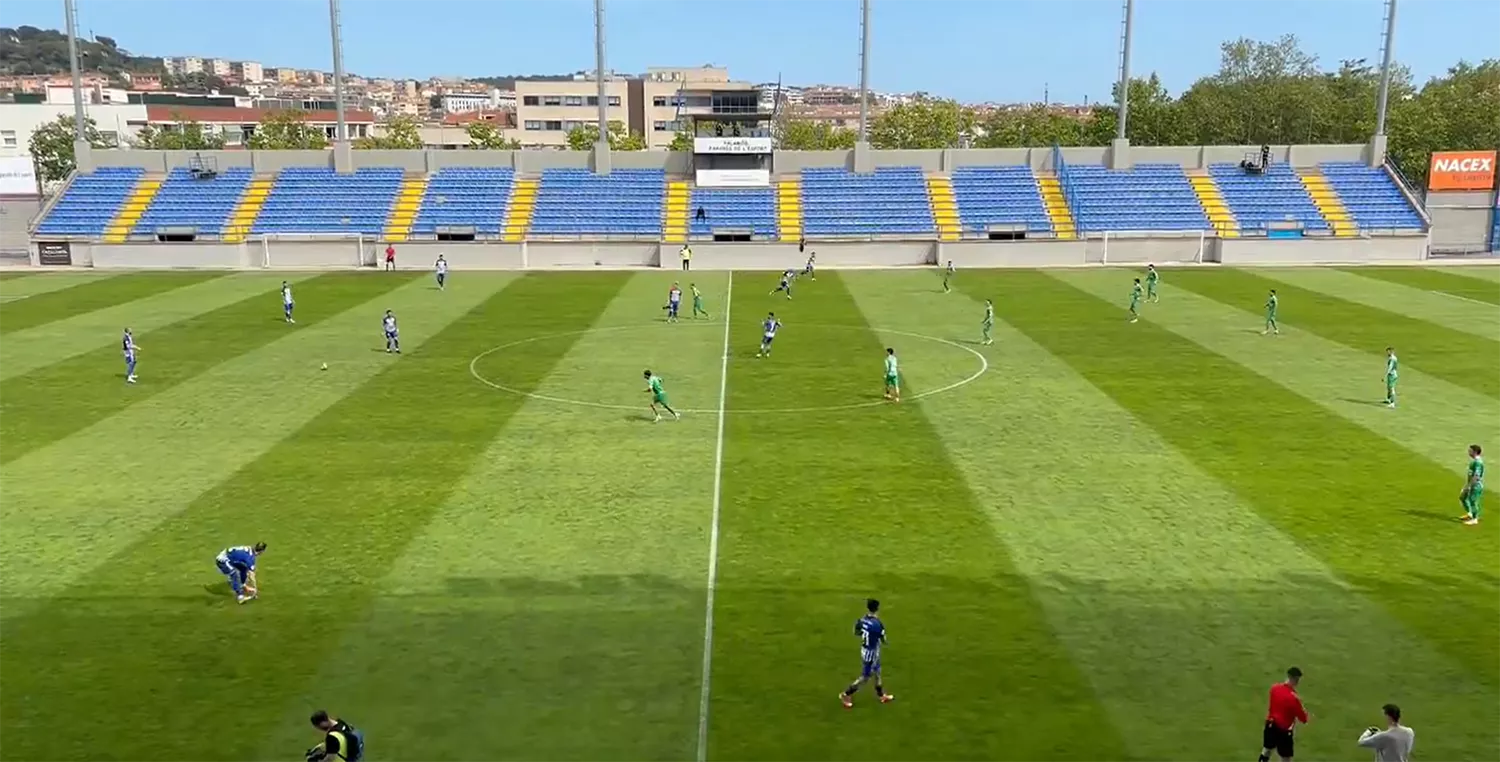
[440,91,495,113]
[206,58,233,77]
[232,61,265,83]
[0,102,149,161]
[169,57,205,76]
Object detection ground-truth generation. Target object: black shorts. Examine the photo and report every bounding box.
[1262,721,1294,758]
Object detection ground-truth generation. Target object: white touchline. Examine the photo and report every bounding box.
[1429,289,1493,307]
[696,271,733,762]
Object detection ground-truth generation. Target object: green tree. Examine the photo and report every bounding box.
[28,113,110,184]
[246,110,329,150]
[131,115,226,150]
[775,119,858,150]
[668,131,695,151]
[565,121,645,151]
[354,114,423,149]
[868,99,975,149]
[465,121,522,150]
[977,105,1090,148]
[1386,60,1500,189]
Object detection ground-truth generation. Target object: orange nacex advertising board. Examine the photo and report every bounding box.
[1427,150,1497,191]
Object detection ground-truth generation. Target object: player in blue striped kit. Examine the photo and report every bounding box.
[282,281,296,323]
[839,598,894,708]
[215,542,266,604]
[382,310,401,354]
[121,328,141,384]
[434,255,448,291]
[756,312,781,358]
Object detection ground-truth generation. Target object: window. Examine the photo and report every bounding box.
[523,95,539,106]
[0,130,17,147]
[652,96,668,107]
[541,95,562,106]
[562,120,584,131]
[653,120,681,132]
[609,95,621,107]
[543,120,563,131]
[563,95,583,107]
[585,96,598,107]
[524,120,543,130]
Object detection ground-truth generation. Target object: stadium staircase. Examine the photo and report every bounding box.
[1035,171,1076,239]
[663,180,690,243]
[223,177,273,243]
[103,175,163,243]
[776,176,802,242]
[502,177,537,242]
[383,174,429,242]
[1297,167,1357,238]
[1186,169,1239,238]
[926,175,961,241]
[1318,162,1425,231]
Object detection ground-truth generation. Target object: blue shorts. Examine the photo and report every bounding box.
[217,560,249,585]
[762,335,775,345]
[861,656,881,678]
[669,302,680,314]
[436,272,445,283]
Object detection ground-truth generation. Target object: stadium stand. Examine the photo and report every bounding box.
[800,167,935,236]
[687,187,777,238]
[1207,163,1329,233]
[529,168,666,236]
[410,167,516,237]
[1317,162,1425,230]
[131,167,254,237]
[950,166,1053,235]
[34,167,145,236]
[1063,163,1211,233]
[251,167,404,236]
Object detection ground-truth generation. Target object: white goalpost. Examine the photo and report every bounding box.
[254,233,371,269]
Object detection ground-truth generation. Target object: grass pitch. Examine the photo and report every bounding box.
[0,265,1496,761]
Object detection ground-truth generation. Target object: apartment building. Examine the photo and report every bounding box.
[273,68,299,84]
[440,90,496,114]
[167,57,205,76]
[635,66,763,148]
[513,76,628,148]
[231,61,265,83]
[205,58,233,77]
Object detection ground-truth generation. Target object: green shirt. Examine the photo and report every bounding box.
[1266,295,1278,316]
[983,304,994,326]
[885,355,899,377]
[691,285,701,300]
[1131,283,1142,302]
[649,377,664,395]
[1470,456,1485,487]
[1386,354,1398,378]
[1146,269,1159,285]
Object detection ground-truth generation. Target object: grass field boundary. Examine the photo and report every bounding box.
[696,271,733,762]
[1431,289,1495,306]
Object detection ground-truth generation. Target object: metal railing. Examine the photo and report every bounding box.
[1382,157,1433,228]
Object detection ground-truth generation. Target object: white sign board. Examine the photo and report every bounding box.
[694,137,773,155]
[0,156,38,196]
[696,169,771,188]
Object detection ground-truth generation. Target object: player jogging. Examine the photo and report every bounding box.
[942,261,955,293]
[434,254,448,291]
[121,328,141,384]
[282,281,296,323]
[840,598,894,708]
[1461,444,1484,525]
[1262,290,1280,335]
[757,312,782,357]
[1259,666,1309,762]
[803,251,817,280]
[1384,347,1399,408]
[665,283,682,323]
[643,370,679,422]
[982,299,995,345]
[215,542,266,604]
[691,283,710,319]
[771,269,794,299]
[1145,263,1160,302]
[883,348,900,402]
[382,310,401,354]
[1129,279,1143,323]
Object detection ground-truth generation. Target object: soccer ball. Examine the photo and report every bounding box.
[320,362,328,371]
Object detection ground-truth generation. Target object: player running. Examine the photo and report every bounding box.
[803,251,817,280]
[1145,263,1160,302]
[215,542,266,604]
[643,370,679,422]
[840,598,894,708]
[1384,347,1399,408]
[121,328,141,384]
[757,312,782,357]
[1461,444,1484,526]
[281,281,296,323]
[1129,278,1143,323]
[982,299,995,345]
[883,348,901,402]
[382,310,401,354]
[1262,290,1279,335]
[434,254,448,291]
[942,261,955,293]
[665,283,682,323]
[771,269,794,299]
[691,283,710,319]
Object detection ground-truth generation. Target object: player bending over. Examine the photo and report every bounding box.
[282,281,296,323]
[883,348,900,402]
[757,312,782,357]
[643,370,679,422]
[840,598,894,708]
[215,542,266,604]
[382,310,401,353]
[771,269,794,299]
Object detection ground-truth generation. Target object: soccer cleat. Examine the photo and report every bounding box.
[839,694,853,709]
[1463,517,1480,525]
[879,694,894,703]
[236,594,251,604]
[126,375,138,384]
[673,411,681,420]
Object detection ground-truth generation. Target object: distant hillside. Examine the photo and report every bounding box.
[0,26,162,76]
[471,74,579,89]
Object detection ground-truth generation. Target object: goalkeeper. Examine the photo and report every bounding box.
[306,711,364,762]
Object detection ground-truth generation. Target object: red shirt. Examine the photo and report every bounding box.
[385,246,395,260]
[1266,682,1308,730]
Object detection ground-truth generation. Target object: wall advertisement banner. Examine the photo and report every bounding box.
[1427,150,1497,191]
[0,156,39,197]
[694,137,773,155]
[36,242,72,266]
[696,169,771,188]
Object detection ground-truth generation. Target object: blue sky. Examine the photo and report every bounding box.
[5,0,1496,103]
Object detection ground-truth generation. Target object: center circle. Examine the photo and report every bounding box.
[469,323,989,414]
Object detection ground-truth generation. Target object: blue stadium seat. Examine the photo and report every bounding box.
[411,167,515,236]
[1207,163,1329,233]
[950,166,1052,234]
[35,167,145,236]
[1064,163,1211,233]
[251,167,404,236]
[800,167,935,236]
[1318,162,1425,230]
[132,167,253,236]
[688,187,776,237]
[530,169,665,236]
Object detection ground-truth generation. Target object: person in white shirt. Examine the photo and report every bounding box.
[1357,703,1414,762]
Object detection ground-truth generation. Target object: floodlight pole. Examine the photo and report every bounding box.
[592,0,611,173]
[1114,0,1134,141]
[329,0,348,143]
[857,0,871,143]
[63,0,90,168]
[1374,0,1398,138]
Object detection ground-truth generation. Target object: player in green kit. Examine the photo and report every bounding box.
[1261,289,1279,335]
[691,283,710,319]
[1145,263,1160,302]
[1128,278,1143,323]
[981,299,995,345]
[643,370,680,422]
[942,261,955,293]
[883,348,900,402]
[1461,444,1484,525]
[1384,347,1399,408]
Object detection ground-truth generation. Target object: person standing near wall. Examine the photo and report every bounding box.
[384,243,396,272]
[680,244,692,272]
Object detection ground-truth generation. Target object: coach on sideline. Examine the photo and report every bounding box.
[1357,704,1414,761]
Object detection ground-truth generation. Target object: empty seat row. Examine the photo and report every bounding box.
[688,188,776,237]
[1319,162,1424,230]
[413,167,516,235]
[1063,164,1211,232]
[801,167,934,236]
[252,168,403,235]
[133,167,253,235]
[531,169,665,235]
[34,167,144,235]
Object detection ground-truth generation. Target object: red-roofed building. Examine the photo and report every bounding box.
[143,105,376,146]
[440,109,515,128]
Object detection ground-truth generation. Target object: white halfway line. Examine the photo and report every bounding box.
[1429,289,1495,307]
[696,270,733,762]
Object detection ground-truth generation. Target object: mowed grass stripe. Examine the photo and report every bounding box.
[0,271,225,334]
[0,274,512,607]
[1445,265,1500,284]
[1345,266,1500,306]
[0,271,33,280]
[1263,267,1498,339]
[0,272,412,464]
[0,270,119,297]
[262,273,730,761]
[992,271,1497,685]
[0,273,622,762]
[0,273,317,383]
[862,270,1497,761]
[1173,268,1499,398]
[707,272,1126,761]
[1056,271,1500,475]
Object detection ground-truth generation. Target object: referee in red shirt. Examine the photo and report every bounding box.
[1259,667,1310,762]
